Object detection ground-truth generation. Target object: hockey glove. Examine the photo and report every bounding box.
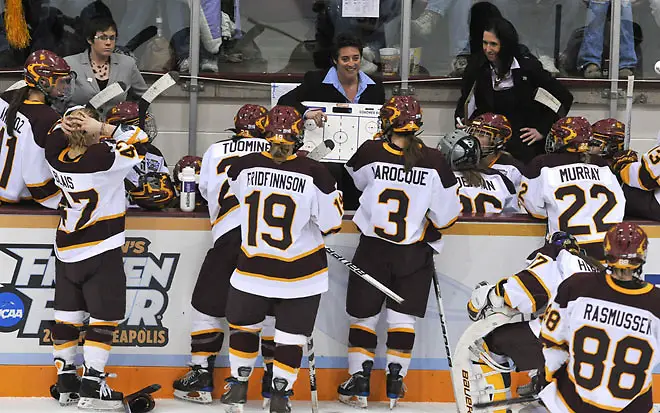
[467,280,505,321]
[611,149,638,174]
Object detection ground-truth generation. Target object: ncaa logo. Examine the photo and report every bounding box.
[0,286,31,333]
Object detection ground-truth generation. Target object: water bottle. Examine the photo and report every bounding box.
[179,166,196,212]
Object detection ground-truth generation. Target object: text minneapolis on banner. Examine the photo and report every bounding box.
[0,238,179,347]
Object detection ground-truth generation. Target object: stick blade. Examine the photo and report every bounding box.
[87,82,125,110]
[306,139,335,161]
[141,72,177,105]
[5,80,27,92]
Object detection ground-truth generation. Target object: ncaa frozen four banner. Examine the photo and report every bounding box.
[2,215,660,373]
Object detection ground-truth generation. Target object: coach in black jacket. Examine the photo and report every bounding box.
[456,17,573,164]
[279,33,385,210]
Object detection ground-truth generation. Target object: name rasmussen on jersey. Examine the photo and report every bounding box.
[0,238,179,347]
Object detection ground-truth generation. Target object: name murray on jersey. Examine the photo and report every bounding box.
[247,170,307,193]
[372,164,429,185]
[583,302,653,335]
[559,165,601,183]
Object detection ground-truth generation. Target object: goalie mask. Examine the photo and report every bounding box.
[231,104,268,139]
[590,118,625,158]
[465,113,512,157]
[24,49,75,103]
[259,105,304,151]
[603,222,648,273]
[378,95,423,137]
[129,172,176,210]
[545,116,591,154]
[438,129,482,170]
[107,101,158,143]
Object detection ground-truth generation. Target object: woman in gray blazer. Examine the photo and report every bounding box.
[65,16,147,115]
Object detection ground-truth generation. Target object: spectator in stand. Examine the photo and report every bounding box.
[455,17,573,164]
[65,16,147,115]
[578,0,637,78]
[278,32,385,210]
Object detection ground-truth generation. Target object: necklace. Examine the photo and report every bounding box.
[90,57,109,80]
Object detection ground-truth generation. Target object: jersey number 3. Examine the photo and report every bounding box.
[245,190,295,250]
[375,189,409,243]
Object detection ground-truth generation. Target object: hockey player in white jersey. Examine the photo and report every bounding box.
[220,105,343,413]
[540,222,660,412]
[456,231,598,413]
[340,96,461,408]
[172,104,273,404]
[45,106,150,410]
[0,49,74,207]
[438,129,519,214]
[465,113,524,189]
[519,116,626,260]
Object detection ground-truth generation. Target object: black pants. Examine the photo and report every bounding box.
[484,322,544,371]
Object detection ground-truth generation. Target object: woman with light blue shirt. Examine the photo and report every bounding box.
[278,33,385,210]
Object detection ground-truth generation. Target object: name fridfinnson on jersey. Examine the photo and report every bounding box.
[247,170,307,193]
[583,303,653,335]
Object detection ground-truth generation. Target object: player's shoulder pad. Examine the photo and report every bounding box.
[554,270,604,307]
[297,155,338,195]
[484,167,516,194]
[417,145,458,189]
[496,153,525,171]
[225,151,261,180]
[523,153,580,179]
[345,139,381,170]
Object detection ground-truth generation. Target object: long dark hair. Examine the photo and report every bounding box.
[6,87,30,136]
[483,17,519,77]
[469,2,502,57]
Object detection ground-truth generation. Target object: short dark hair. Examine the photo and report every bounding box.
[332,33,363,62]
[483,17,519,74]
[85,16,118,44]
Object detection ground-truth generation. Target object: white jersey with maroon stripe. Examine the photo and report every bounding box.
[199,137,270,242]
[520,153,625,248]
[540,272,660,412]
[227,152,343,299]
[500,244,598,337]
[0,95,63,207]
[345,140,460,246]
[46,125,148,262]
[455,168,519,213]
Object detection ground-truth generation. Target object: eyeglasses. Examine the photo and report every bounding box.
[94,34,117,42]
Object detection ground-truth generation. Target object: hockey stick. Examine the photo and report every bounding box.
[307,336,319,413]
[325,247,404,304]
[624,75,634,150]
[87,81,127,112]
[473,394,538,409]
[5,80,26,91]
[306,139,335,161]
[432,273,454,369]
[138,71,180,129]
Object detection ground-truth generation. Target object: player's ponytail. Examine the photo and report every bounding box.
[402,134,424,172]
[579,152,593,165]
[6,86,30,136]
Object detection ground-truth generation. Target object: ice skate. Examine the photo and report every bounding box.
[77,366,124,411]
[337,360,372,408]
[262,363,273,409]
[172,364,214,403]
[221,367,251,413]
[386,363,406,409]
[52,358,80,406]
[270,377,292,413]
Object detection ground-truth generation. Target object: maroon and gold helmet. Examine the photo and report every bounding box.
[379,96,423,135]
[173,155,202,189]
[232,104,268,139]
[590,118,625,158]
[545,116,592,153]
[604,222,648,271]
[258,105,303,149]
[129,172,176,210]
[466,113,512,156]
[107,101,158,142]
[24,49,74,100]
